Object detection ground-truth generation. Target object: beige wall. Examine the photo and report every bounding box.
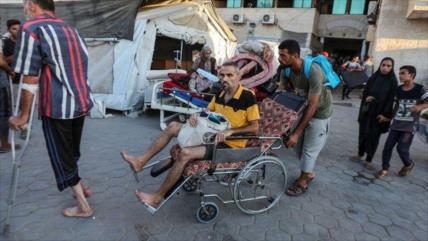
[216,8,317,42]
[372,0,428,85]
[317,15,369,40]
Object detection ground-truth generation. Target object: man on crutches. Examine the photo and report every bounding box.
[9,0,94,218]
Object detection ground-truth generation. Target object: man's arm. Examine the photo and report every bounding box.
[286,94,320,147]
[0,53,12,74]
[9,76,39,130]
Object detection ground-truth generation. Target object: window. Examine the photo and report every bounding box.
[332,0,347,14]
[350,0,365,14]
[257,0,273,7]
[227,0,241,8]
[277,0,293,8]
[293,0,312,8]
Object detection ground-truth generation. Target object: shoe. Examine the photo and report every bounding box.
[398,162,414,177]
[375,170,388,179]
[363,161,375,170]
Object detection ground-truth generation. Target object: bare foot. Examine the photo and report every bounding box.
[62,206,93,218]
[134,190,161,208]
[121,150,142,172]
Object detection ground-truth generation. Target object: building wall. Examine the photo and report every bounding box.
[372,0,428,84]
[317,15,369,40]
[216,8,317,41]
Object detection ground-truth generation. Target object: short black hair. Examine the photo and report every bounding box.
[7,19,21,29]
[278,39,300,57]
[222,61,239,69]
[221,61,240,73]
[400,65,417,79]
[31,0,55,12]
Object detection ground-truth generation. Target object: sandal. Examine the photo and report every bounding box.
[293,176,314,185]
[375,170,388,179]
[398,162,414,177]
[286,182,308,197]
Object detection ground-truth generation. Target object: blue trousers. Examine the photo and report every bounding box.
[381,129,414,170]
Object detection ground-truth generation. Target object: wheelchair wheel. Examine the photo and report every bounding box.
[233,155,287,215]
[196,202,219,223]
[182,177,198,192]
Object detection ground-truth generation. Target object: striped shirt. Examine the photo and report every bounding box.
[13,12,93,119]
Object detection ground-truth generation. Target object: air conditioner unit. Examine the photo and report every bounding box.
[232,14,245,24]
[261,14,276,25]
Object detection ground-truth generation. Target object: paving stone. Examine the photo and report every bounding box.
[290,210,314,223]
[314,214,338,229]
[265,229,291,241]
[329,227,355,241]
[239,225,266,241]
[415,220,428,232]
[343,169,358,177]
[301,202,324,216]
[279,220,303,235]
[367,213,393,226]
[345,208,368,224]
[193,231,223,241]
[292,233,318,241]
[412,229,428,241]
[338,218,363,233]
[354,233,380,241]
[168,226,198,240]
[303,223,329,237]
[386,225,416,241]
[361,223,389,239]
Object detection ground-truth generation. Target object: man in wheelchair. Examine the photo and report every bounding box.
[121,62,260,208]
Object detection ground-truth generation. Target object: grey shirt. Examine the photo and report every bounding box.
[287,63,333,119]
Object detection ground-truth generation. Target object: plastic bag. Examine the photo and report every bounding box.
[177,112,230,148]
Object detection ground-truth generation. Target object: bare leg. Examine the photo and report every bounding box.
[63,181,93,217]
[135,146,207,207]
[121,122,182,172]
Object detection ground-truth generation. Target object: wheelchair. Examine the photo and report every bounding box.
[138,92,306,223]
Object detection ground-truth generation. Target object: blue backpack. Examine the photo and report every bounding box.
[283,55,340,89]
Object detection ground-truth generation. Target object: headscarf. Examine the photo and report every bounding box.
[359,57,398,126]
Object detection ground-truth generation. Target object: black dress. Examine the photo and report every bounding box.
[357,72,397,162]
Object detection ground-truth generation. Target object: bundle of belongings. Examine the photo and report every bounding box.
[232,41,276,100]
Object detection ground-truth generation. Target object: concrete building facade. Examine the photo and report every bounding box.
[372,0,428,84]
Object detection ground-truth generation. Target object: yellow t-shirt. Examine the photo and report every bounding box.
[208,85,260,148]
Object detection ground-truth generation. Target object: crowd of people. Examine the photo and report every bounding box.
[0,0,427,219]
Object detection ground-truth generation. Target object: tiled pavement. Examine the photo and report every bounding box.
[0,95,427,241]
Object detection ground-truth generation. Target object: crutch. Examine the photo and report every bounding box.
[3,78,38,235]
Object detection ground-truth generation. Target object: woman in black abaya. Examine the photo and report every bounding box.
[351,57,398,169]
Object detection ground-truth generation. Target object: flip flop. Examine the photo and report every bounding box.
[62,206,93,218]
[121,151,140,183]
